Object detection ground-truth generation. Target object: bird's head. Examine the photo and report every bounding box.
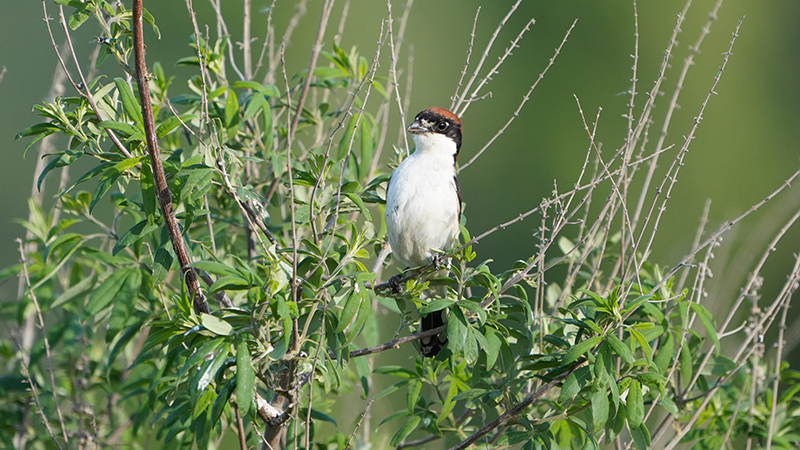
[407,107,462,159]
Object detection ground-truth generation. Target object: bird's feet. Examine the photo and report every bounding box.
[387,273,404,294]
[431,253,448,271]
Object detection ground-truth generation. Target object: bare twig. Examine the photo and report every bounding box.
[448,360,585,450]
[288,0,334,143]
[386,0,410,155]
[450,7,480,111]
[16,239,68,448]
[132,0,207,313]
[453,0,523,115]
[458,19,576,172]
[41,1,131,158]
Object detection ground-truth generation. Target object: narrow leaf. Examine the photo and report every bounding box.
[563,335,602,364]
[236,337,254,417]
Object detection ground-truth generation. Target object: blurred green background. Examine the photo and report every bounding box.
[2,0,799,376]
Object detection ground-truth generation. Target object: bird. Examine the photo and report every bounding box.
[384,107,463,357]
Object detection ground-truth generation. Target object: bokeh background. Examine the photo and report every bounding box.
[1,0,800,439]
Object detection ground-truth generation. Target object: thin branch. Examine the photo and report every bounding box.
[387,0,410,156]
[766,278,792,450]
[457,17,535,117]
[132,0,207,314]
[450,7,481,111]
[448,360,585,450]
[16,239,68,448]
[349,325,446,358]
[288,0,334,143]
[453,0,523,115]
[458,19,576,172]
[41,1,131,158]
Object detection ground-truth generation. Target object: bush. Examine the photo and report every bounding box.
[3,1,800,449]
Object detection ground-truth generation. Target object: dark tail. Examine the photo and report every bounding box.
[420,310,447,357]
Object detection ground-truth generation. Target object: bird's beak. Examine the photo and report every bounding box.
[407,120,426,134]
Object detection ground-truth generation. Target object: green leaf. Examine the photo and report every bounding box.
[67,3,91,30]
[679,343,693,390]
[106,269,143,341]
[605,333,635,365]
[114,78,143,123]
[211,376,236,426]
[98,120,141,137]
[418,298,454,315]
[594,341,613,384]
[90,156,147,212]
[335,288,364,334]
[209,275,251,292]
[373,366,417,379]
[690,302,720,355]
[629,328,653,365]
[191,261,241,278]
[38,151,82,190]
[141,159,156,220]
[201,314,233,336]
[447,306,470,356]
[230,80,280,97]
[563,335,602,364]
[84,269,135,317]
[653,332,674,375]
[224,88,239,129]
[344,192,372,221]
[630,423,651,449]
[390,415,421,447]
[236,337,254,417]
[51,274,96,308]
[113,219,160,255]
[406,380,422,414]
[591,385,609,431]
[16,122,60,140]
[626,379,644,428]
[482,327,503,369]
[621,294,653,315]
[559,366,592,403]
[156,113,195,139]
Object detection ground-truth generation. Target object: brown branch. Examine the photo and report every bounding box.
[458,19,576,172]
[41,1,131,158]
[288,0,334,143]
[132,0,208,314]
[448,360,585,450]
[349,325,446,358]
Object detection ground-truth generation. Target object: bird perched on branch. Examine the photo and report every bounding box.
[385,107,463,357]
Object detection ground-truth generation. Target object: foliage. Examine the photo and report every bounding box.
[3,1,800,450]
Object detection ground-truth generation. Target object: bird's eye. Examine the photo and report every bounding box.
[436,121,449,132]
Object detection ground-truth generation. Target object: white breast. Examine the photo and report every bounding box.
[385,133,460,268]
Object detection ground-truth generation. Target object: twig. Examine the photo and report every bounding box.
[349,325,445,358]
[386,0,410,156]
[450,7,480,111]
[132,0,207,314]
[288,0,334,143]
[453,0,523,115]
[766,276,793,450]
[457,16,535,117]
[458,19,576,172]
[41,1,131,158]
[448,360,585,450]
[242,0,252,79]
[16,239,68,448]
[343,399,373,450]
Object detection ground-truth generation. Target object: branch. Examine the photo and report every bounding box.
[288,0,334,142]
[132,0,207,314]
[458,19,576,172]
[348,324,446,358]
[448,360,585,450]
